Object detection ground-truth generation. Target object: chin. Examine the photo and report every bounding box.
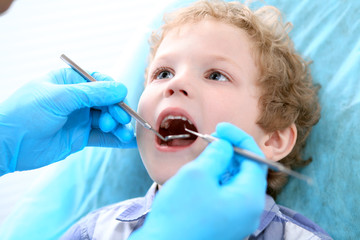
[147,157,191,186]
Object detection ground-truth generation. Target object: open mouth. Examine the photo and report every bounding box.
[158,115,198,147]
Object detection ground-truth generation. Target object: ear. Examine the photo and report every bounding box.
[260,123,297,162]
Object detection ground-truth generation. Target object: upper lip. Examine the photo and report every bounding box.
[156,107,197,132]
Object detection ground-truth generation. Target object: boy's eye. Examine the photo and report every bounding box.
[208,71,229,82]
[156,70,174,79]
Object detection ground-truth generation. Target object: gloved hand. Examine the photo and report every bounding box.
[129,122,268,240]
[0,68,136,176]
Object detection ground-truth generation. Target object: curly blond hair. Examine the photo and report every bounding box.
[146,0,320,198]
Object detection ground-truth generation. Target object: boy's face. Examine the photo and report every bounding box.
[137,19,267,185]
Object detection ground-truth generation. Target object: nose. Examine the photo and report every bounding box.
[165,88,188,97]
[164,74,190,98]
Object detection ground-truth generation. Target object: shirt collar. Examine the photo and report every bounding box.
[252,195,279,237]
[116,183,279,237]
[116,182,157,222]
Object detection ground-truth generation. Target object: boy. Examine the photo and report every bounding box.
[63,1,331,239]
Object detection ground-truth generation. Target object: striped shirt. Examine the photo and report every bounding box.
[61,183,332,240]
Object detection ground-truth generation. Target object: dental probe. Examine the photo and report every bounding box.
[185,128,312,184]
[60,54,189,142]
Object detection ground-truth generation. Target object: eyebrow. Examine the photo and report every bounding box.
[153,53,241,69]
[208,55,242,70]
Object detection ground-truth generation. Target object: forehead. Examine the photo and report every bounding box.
[151,19,259,81]
[155,19,255,61]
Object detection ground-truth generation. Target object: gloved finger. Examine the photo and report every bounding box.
[49,69,115,85]
[87,129,137,148]
[93,106,131,133]
[89,111,136,146]
[91,72,115,82]
[59,81,128,115]
[99,111,117,133]
[223,158,268,192]
[223,159,267,220]
[215,122,267,184]
[48,68,88,84]
[108,99,132,125]
[113,124,136,143]
[92,71,131,124]
[216,122,265,158]
[92,108,132,134]
[193,139,234,180]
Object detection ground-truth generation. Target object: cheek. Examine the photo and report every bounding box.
[137,90,151,116]
[204,91,261,134]
[137,87,158,126]
[137,84,161,115]
[136,92,153,144]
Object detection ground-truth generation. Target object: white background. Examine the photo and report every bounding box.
[0,0,172,224]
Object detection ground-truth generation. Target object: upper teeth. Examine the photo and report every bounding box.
[160,115,193,129]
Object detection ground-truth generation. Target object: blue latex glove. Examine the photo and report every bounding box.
[129,122,268,240]
[0,68,136,176]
